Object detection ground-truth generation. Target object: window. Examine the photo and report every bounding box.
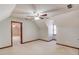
[48,21,57,36]
[53,24,57,35]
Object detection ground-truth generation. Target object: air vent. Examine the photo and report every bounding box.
[67,4,72,9]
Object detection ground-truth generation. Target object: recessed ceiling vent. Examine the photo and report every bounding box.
[67,4,72,9]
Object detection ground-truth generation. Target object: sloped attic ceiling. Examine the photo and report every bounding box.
[12,4,66,18]
[54,10,79,27]
[11,4,79,27]
[0,4,16,21]
[12,4,79,18]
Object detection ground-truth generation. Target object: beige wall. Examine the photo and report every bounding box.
[0,18,11,47]
[35,20,48,40]
[54,10,79,48]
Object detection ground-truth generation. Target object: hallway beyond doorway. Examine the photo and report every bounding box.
[11,21,23,46]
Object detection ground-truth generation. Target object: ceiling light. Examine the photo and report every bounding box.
[34,17,40,20]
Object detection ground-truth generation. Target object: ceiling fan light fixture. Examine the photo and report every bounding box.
[34,17,40,20]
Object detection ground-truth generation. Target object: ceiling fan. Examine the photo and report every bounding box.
[13,11,48,20]
[33,12,48,20]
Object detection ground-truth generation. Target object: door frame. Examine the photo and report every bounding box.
[11,21,23,46]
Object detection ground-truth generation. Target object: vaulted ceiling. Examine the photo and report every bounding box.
[0,4,79,27]
[12,4,66,18]
[12,4,79,19]
[11,4,79,27]
[0,4,16,21]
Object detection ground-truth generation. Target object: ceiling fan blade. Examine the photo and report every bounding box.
[40,13,47,16]
[42,8,63,13]
[13,11,32,14]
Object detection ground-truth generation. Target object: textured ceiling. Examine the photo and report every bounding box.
[12,4,79,27]
[12,4,79,18]
[0,4,16,21]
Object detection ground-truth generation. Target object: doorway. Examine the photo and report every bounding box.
[11,21,23,46]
